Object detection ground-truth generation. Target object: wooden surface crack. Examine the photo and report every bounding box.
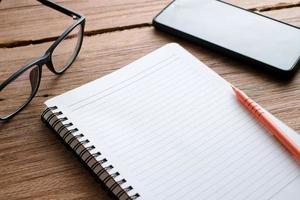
[84,23,152,37]
[249,1,300,12]
[1,1,300,49]
[0,36,60,48]
[0,23,152,49]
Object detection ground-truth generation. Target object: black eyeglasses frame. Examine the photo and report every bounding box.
[0,0,86,121]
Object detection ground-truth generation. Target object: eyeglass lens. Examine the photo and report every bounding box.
[51,24,82,73]
[0,65,40,118]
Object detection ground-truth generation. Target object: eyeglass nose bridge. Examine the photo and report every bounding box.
[38,52,57,73]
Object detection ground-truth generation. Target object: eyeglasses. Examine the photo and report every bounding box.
[0,0,85,121]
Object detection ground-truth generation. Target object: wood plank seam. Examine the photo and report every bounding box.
[1,2,300,49]
[250,1,300,12]
[0,23,153,49]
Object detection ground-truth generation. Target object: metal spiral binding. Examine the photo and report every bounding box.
[41,106,140,200]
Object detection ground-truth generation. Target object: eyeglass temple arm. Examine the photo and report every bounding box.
[37,0,83,19]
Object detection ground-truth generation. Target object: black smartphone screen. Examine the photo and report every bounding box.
[154,0,300,73]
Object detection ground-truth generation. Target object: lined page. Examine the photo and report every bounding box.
[45,43,300,200]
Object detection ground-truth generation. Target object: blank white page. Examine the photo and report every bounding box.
[45,43,300,200]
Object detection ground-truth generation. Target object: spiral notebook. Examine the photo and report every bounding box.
[42,43,300,200]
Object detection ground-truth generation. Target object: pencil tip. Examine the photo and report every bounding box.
[231,85,238,93]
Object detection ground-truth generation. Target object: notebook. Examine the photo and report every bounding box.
[41,43,300,200]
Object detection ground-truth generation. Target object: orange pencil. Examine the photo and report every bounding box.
[232,85,300,163]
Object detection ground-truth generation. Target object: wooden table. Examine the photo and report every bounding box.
[1,0,299,199]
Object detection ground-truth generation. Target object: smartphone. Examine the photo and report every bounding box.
[153,0,300,75]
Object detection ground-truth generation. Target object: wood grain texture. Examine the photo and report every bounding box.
[1,0,300,200]
[0,0,66,9]
[1,0,299,46]
[0,0,171,45]
[226,0,300,10]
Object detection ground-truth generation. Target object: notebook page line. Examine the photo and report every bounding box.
[147,125,272,194]
[83,82,231,150]
[154,142,272,199]
[115,105,244,163]
[128,117,251,176]
[166,150,281,200]
[76,60,204,122]
[176,152,287,200]
[169,137,299,200]
[158,146,280,200]
[107,103,241,162]
[75,58,230,141]
[229,162,299,200]
[236,167,299,200]
[71,57,178,112]
[67,54,177,108]
[78,72,209,133]
[90,95,239,159]
[98,98,227,155]
[70,57,179,111]
[84,74,244,162]
[267,175,300,200]
[98,104,262,189]
[70,53,223,120]
[141,124,262,187]
[126,110,252,171]
[81,82,227,140]
[73,55,218,124]
[72,57,230,130]
[195,146,289,200]
[78,67,227,144]
[166,137,286,200]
